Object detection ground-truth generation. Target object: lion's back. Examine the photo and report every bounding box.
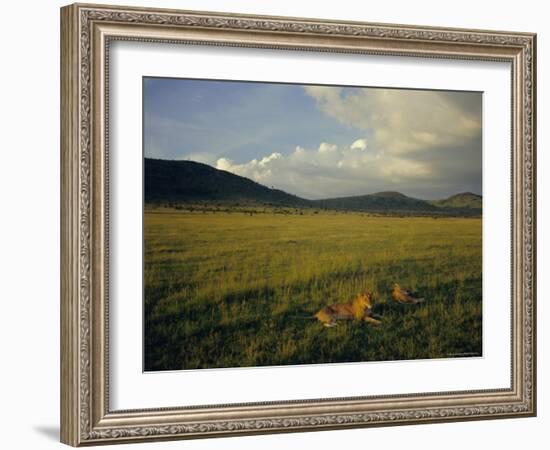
[328,303,355,318]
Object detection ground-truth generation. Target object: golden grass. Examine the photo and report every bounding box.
[144,208,482,370]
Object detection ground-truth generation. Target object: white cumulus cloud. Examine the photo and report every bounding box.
[215,140,433,199]
[190,86,481,200]
[303,86,481,156]
[350,138,368,151]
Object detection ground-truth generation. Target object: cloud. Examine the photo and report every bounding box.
[303,86,481,156]
[213,87,482,200]
[159,83,482,200]
[215,140,435,199]
[350,139,368,151]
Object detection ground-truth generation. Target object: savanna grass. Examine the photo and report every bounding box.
[144,208,482,371]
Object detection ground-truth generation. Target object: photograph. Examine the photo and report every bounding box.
[143,78,483,371]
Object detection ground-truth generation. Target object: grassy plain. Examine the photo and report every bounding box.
[144,207,482,371]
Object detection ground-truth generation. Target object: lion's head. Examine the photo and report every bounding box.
[355,291,374,310]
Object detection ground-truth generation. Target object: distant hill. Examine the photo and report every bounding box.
[313,191,438,212]
[145,158,308,206]
[145,158,481,216]
[431,192,482,209]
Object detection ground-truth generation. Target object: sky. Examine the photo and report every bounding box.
[143,77,482,200]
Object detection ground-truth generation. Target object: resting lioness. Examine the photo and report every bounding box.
[314,292,381,328]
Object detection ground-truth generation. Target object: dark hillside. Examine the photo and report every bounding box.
[313,191,438,212]
[145,158,309,206]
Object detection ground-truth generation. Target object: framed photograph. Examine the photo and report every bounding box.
[60,3,536,446]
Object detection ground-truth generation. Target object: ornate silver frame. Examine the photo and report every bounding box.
[60,3,536,446]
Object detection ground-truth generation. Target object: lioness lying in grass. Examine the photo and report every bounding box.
[314,292,381,328]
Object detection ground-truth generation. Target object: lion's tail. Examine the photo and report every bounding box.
[288,314,317,320]
[288,309,318,320]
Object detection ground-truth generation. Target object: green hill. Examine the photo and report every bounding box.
[313,191,438,212]
[431,192,482,209]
